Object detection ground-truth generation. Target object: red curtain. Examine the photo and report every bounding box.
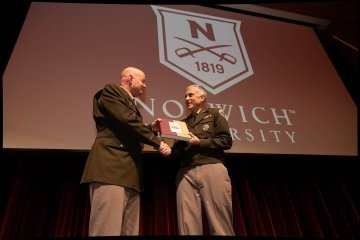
[0,151,358,239]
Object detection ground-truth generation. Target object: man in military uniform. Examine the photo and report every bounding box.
[81,67,171,236]
[172,84,234,235]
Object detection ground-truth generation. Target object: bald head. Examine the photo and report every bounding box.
[119,67,146,97]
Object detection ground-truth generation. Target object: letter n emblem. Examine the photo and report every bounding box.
[152,5,254,95]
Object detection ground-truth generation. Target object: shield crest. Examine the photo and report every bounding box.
[152,5,254,95]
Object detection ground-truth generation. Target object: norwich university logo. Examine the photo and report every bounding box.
[152,5,253,95]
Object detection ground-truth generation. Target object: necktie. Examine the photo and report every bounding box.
[193,112,197,122]
[130,98,138,112]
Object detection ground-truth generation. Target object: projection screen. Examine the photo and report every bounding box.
[3,3,357,156]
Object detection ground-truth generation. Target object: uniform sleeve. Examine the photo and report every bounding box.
[199,108,233,150]
[98,84,161,148]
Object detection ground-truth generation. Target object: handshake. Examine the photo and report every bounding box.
[158,141,172,157]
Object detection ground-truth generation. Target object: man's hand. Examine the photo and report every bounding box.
[158,141,171,157]
[188,132,200,146]
[151,118,162,132]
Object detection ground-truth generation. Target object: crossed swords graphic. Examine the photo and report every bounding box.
[174,37,237,65]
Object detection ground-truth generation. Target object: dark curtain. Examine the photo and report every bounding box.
[0,150,358,239]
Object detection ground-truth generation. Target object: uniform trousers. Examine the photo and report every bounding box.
[88,183,140,236]
[176,163,235,235]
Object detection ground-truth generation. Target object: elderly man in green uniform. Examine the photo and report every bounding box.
[81,66,171,236]
[172,84,234,235]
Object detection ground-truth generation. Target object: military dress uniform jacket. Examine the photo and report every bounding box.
[172,105,232,166]
[81,84,161,192]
